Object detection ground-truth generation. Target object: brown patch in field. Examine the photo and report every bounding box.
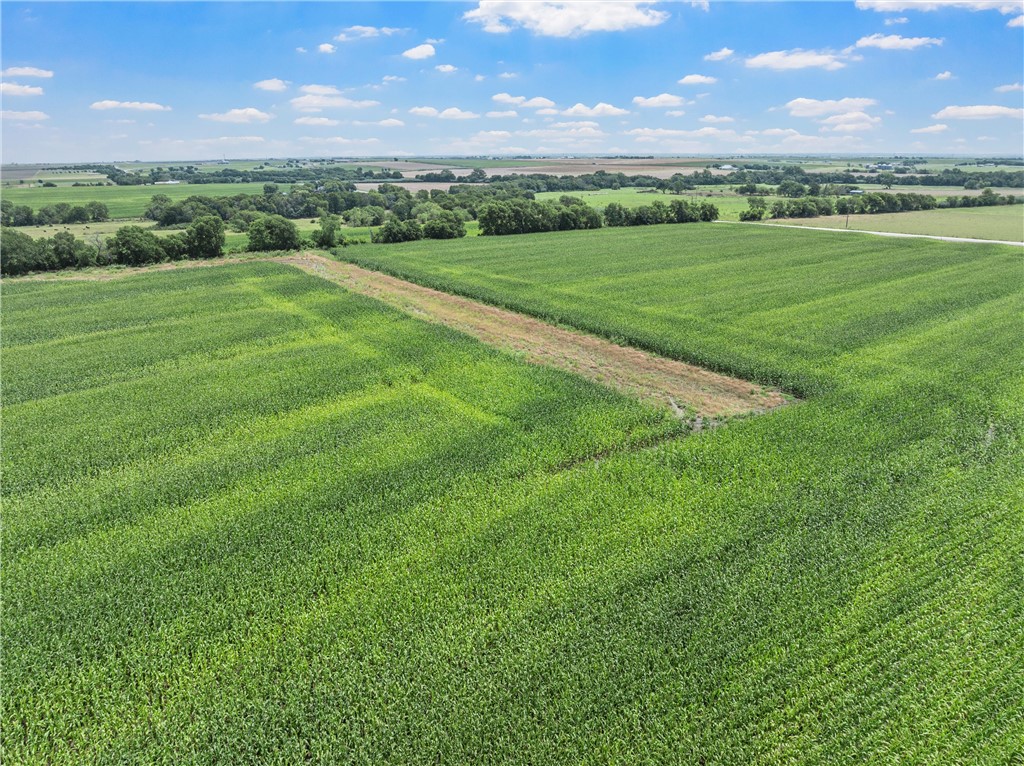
[280,254,789,419]
[16,252,790,420]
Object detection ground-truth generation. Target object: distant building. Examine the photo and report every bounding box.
[154,180,182,185]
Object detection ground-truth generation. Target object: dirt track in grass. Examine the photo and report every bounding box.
[19,253,790,419]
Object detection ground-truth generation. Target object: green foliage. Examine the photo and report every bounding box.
[371,217,424,243]
[184,216,225,259]
[422,209,467,239]
[4,228,1023,763]
[247,214,301,252]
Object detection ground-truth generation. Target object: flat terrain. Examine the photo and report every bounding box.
[1,181,295,218]
[775,204,1024,242]
[4,224,1022,763]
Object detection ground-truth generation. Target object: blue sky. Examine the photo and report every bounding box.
[2,1,1022,162]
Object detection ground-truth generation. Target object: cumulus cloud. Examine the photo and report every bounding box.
[383,75,406,83]
[536,107,560,115]
[254,78,289,91]
[561,102,629,116]
[884,15,909,23]
[1009,14,1024,25]
[301,84,341,95]
[855,33,943,49]
[403,43,436,59]
[294,116,340,126]
[486,110,519,117]
[910,123,948,133]
[300,136,380,146]
[703,47,734,61]
[199,107,273,123]
[492,93,554,108]
[463,1,669,37]
[632,93,685,107]
[439,107,480,119]
[436,64,458,73]
[318,43,336,54]
[1,66,53,78]
[335,25,406,41]
[932,104,1024,119]
[0,82,44,96]
[290,94,380,111]
[666,109,686,116]
[745,49,852,70]
[855,0,1021,13]
[498,72,518,79]
[700,114,735,123]
[994,82,1023,92]
[934,71,954,80]
[1,110,49,121]
[678,74,717,85]
[626,126,751,143]
[409,106,439,116]
[90,100,171,111]
[785,97,878,116]
[819,111,881,132]
[376,118,405,127]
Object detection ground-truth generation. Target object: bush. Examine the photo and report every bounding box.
[422,210,467,239]
[184,216,225,259]
[371,218,424,244]
[107,226,166,266]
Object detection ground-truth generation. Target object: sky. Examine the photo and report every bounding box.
[1,0,1023,163]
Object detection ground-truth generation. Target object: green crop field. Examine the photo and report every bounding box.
[1,181,295,219]
[536,187,761,220]
[774,204,1024,242]
[5,225,1023,763]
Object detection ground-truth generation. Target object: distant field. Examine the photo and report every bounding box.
[536,187,761,220]
[775,204,1024,242]
[1,181,295,218]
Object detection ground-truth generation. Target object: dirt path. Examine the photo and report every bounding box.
[16,253,790,420]
[715,219,1024,246]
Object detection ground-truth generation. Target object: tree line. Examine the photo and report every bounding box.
[2,199,110,226]
[739,188,1020,221]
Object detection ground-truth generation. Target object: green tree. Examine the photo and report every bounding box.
[184,215,225,259]
[107,226,166,266]
[422,209,466,239]
[247,214,301,252]
[310,214,344,248]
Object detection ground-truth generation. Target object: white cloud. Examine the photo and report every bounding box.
[498,72,518,79]
[199,107,272,123]
[463,1,669,37]
[932,104,1024,119]
[522,96,555,108]
[700,114,734,123]
[752,127,801,136]
[0,82,44,96]
[884,16,909,23]
[195,135,265,144]
[551,120,599,128]
[678,74,717,85]
[1009,14,1024,25]
[819,111,881,132]
[855,33,943,49]
[377,118,405,127]
[492,93,554,108]
[300,136,380,146]
[536,108,559,115]
[666,109,686,117]
[254,78,289,91]
[296,47,307,53]
[294,116,340,126]
[301,84,341,95]
[475,74,487,81]
[855,0,1021,13]
[493,92,525,105]
[626,126,751,142]
[486,109,519,117]
[90,100,171,111]
[290,94,380,111]
[746,49,853,71]
[785,97,878,116]
[403,43,436,59]
[318,43,336,54]
[471,130,513,141]
[335,25,406,41]
[632,93,685,107]
[1,66,53,78]
[409,106,439,116]
[439,107,480,119]
[383,75,406,83]
[703,47,733,61]
[1,110,49,121]
[561,102,629,116]
[934,71,953,80]
[995,82,1023,92]
[436,64,458,73]
[910,123,948,133]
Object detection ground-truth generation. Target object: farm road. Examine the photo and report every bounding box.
[23,253,788,419]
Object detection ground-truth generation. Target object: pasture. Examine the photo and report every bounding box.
[4,223,1021,763]
[774,204,1024,242]
[1,181,295,219]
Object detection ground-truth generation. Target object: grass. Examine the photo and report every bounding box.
[4,225,1023,763]
[774,204,1024,242]
[0,181,295,218]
